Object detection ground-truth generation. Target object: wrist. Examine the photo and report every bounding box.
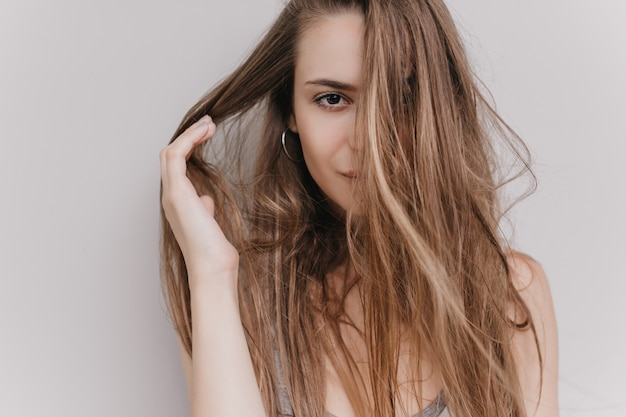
[187,267,239,301]
[189,274,242,331]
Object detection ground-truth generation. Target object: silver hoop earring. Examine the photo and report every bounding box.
[281,130,302,162]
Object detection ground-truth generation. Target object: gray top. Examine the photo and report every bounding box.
[327,392,448,417]
[277,372,449,417]
[275,351,450,417]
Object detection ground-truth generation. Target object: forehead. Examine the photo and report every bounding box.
[295,11,364,84]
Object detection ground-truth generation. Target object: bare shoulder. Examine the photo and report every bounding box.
[506,251,560,417]
[507,252,550,296]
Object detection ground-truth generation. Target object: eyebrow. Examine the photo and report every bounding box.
[305,79,358,92]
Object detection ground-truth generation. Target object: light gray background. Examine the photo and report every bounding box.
[0,1,624,416]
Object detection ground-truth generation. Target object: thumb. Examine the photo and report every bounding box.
[199,195,215,217]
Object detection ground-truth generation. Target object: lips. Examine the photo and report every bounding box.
[341,170,357,179]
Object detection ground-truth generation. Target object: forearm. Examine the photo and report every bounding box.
[189,272,266,417]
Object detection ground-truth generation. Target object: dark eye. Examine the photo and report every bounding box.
[314,92,350,109]
[325,94,342,105]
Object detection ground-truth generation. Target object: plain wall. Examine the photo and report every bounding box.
[1,1,624,416]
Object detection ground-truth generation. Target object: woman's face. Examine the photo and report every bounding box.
[290,10,364,213]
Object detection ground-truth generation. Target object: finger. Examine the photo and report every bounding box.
[162,115,213,166]
[180,116,217,161]
[199,195,215,218]
[160,115,216,189]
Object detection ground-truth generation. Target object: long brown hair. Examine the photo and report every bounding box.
[160,1,539,416]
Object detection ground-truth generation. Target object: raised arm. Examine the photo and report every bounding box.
[160,116,266,417]
[508,253,560,417]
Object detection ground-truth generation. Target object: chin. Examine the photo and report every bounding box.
[335,199,362,219]
[315,185,361,219]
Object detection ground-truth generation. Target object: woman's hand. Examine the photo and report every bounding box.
[160,115,239,290]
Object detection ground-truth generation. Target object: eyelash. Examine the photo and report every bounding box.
[313,92,350,110]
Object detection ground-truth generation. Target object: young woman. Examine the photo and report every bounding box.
[159,1,559,416]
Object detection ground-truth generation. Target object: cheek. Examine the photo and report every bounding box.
[297,122,335,163]
[297,115,347,159]
[299,130,342,178]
